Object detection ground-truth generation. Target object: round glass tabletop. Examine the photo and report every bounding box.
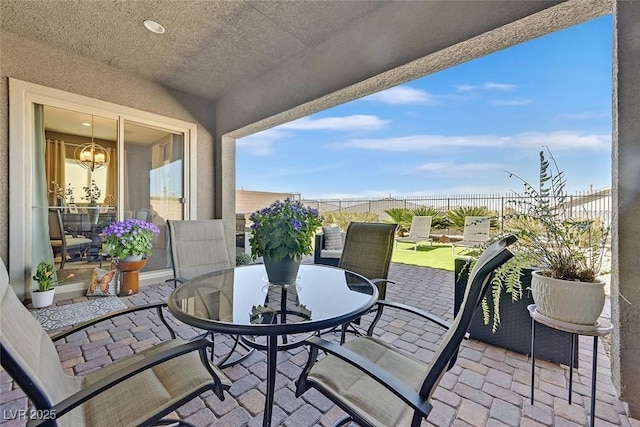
[167,264,378,336]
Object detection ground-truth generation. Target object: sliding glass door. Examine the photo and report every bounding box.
[123,121,185,273]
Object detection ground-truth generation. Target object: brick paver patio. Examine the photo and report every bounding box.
[2,263,639,426]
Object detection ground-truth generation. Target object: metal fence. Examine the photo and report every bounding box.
[301,188,612,232]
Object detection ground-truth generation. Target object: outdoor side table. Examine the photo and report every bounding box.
[528,304,613,427]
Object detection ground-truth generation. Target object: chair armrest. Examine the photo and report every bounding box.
[27,339,228,426]
[165,277,187,288]
[50,302,175,341]
[301,336,433,418]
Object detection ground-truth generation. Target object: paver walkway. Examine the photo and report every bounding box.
[1,263,638,426]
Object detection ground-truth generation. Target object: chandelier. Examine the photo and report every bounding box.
[75,116,110,171]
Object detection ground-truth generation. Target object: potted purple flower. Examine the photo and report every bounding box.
[249,198,322,284]
[102,218,160,262]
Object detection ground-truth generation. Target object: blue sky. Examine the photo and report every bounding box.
[237,15,612,199]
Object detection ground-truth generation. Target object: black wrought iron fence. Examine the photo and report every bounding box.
[301,188,612,233]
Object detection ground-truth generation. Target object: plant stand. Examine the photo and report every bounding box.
[116,259,147,296]
[454,257,577,367]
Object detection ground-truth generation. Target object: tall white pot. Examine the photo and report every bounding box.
[530,270,605,326]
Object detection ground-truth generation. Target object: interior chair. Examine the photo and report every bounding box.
[166,219,252,368]
[133,208,151,222]
[451,216,491,255]
[394,215,433,251]
[0,275,231,427]
[48,209,92,269]
[296,235,517,427]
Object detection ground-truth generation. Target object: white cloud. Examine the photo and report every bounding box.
[408,162,504,176]
[493,99,533,106]
[279,115,389,131]
[456,82,516,92]
[330,131,610,152]
[556,111,609,121]
[236,128,285,156]
[361,86,434,105]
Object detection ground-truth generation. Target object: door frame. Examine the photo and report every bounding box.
[9,78,198,297]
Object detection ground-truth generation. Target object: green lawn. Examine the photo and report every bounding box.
[392,242,471,272]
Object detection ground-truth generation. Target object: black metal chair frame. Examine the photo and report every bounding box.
[1,302,229,427]
[296,235,517,427]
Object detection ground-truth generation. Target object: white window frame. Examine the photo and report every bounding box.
[9,78,197,293]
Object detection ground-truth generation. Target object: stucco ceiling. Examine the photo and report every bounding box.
[1,0,389,101]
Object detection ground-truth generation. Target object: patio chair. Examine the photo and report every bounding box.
[327,222,397,342]
[451,216,491,255]
[0,275,230,427]
[296,234,517,427]
[49,209,92,269]
[339,222,398,301]
[395,216,433,251]
[166,219,253,367]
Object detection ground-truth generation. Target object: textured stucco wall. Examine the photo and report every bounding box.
[612,1,640,417]
[0,30,220,269]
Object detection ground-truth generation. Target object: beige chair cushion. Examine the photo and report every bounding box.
[307,336,429,427]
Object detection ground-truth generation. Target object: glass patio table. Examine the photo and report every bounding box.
[167,263,378,427]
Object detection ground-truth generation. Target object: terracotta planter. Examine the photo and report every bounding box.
[263,255,301,285]
[116,258,147,296]
[530,270,605,326]
[31,288,55,308]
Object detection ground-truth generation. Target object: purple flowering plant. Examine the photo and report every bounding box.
[102,219,160,259]
[249,198,322,261]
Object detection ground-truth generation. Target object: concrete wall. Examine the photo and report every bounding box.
[236,189,299,219]
[0,30,222,269]
[612,1,640,416]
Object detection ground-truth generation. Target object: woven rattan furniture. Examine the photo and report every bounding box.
[0,278,231,427]
[295,235,517,427]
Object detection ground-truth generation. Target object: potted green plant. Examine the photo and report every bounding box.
[31,261,75,308]
[82,179,102,224]
[249,198,322,285]
[504,149,609,326]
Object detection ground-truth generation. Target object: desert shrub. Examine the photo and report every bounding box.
[321,211,379,230]
[236,252,252,265]
[383,208,411,234]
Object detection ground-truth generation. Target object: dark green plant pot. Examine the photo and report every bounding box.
[263,255,301,285]
[454,258,577,367]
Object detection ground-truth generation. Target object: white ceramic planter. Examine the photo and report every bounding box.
[31,289,55,308]
[530,270,605,326]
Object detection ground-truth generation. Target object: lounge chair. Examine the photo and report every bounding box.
[395,216,433,251]
[451,216,491,254]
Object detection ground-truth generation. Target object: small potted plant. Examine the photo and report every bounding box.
[82,179,102,224]
[249,198,322,284]
[102,218,160,262]
[31,261,75,308]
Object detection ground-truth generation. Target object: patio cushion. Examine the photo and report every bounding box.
[320,249,343,259]
[322,225,343,250]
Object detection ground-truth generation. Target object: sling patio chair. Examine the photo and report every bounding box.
[166,219,253,368]
[296,235,517,427]
[451,216,491,255]
[395,215,433,251]
[0,274,231,427]
[327,221,397,342]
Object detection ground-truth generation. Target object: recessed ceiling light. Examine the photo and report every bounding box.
[81,122,92,127]
[143,19,165,34]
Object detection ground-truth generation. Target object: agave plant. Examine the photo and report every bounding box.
[383,208,412,235]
